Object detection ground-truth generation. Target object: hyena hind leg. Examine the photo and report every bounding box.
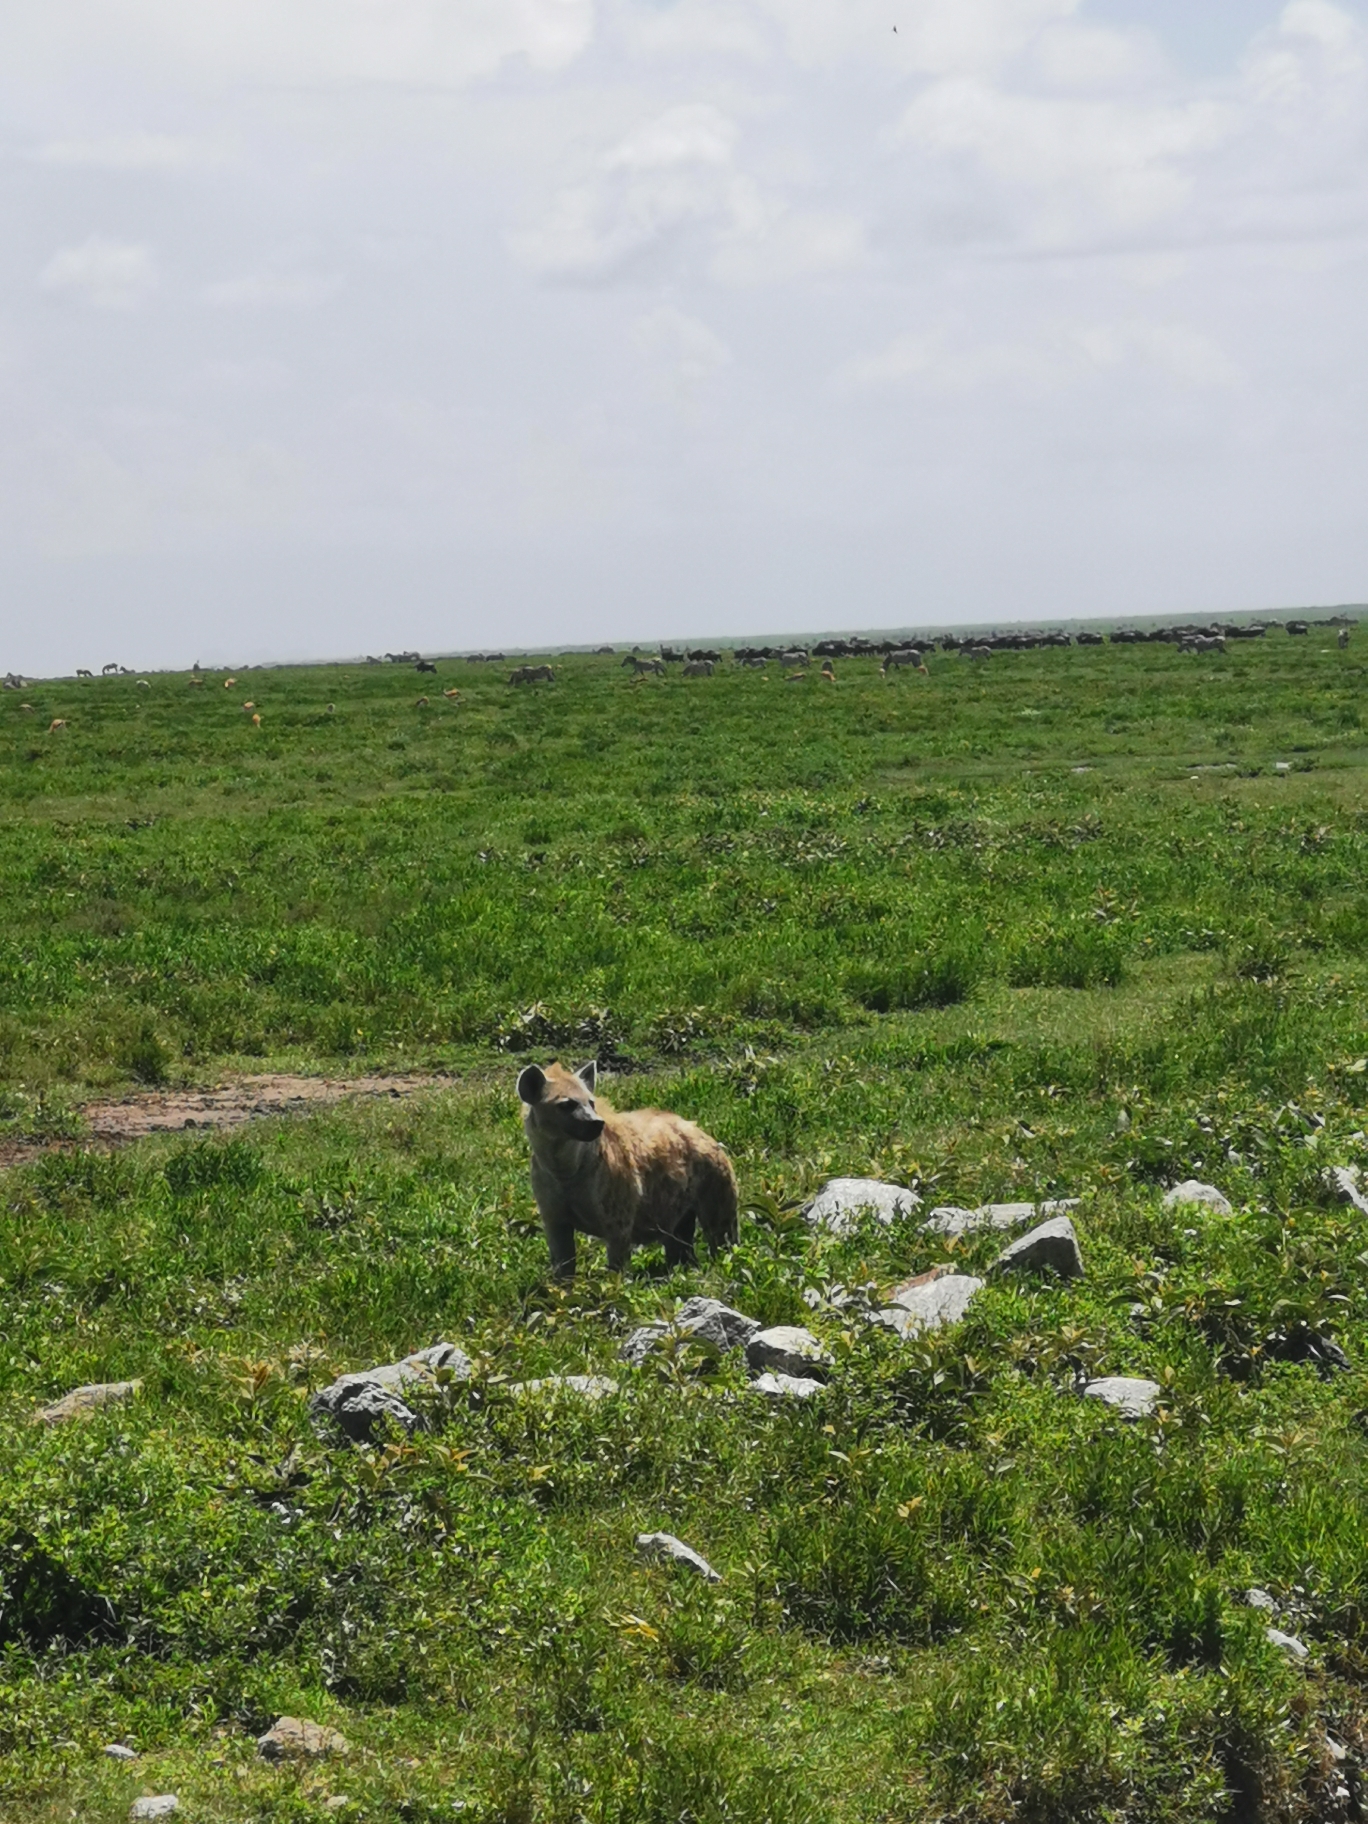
[663,1210,698,1269]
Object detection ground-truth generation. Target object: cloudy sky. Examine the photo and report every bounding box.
[3,0,1366,672]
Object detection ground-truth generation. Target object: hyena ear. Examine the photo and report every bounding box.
[575,1060,597,1093]
[516,1064,547,1104]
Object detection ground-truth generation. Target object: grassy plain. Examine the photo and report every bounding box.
[3,635,1368,1821]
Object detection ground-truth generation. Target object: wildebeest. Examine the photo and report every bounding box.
[1340,626,1351,649]
[1286,621,1309,636]
[415,659,437,674]
[101,663,120,675]
[683,659,714,677]
[76,668,93,678]
[510,664,555,685]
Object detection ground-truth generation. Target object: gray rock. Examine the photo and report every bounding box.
[1244,1587,1277,1612]
[751,1371,824,1399]
[635,1531,721,1582]
[802,1178,920,1235]
[35,1379,142,1425]
[619,1324,667,1367]
[310,1342,471,1442]
[1083,1376,1161,1419]
[257,1716,350,1761]
[878,1274,984,1336]
[618,1298,759,1368]
[1162,1180,1233,1216]
[745,1325,834,1380]
[507,1374,618,1400]
[990,1216,1084,1280]
[104,1744,138,1761]
[130,1800,178,1821]
[1324,1165,1368,1216]
[1266,1626,1309,1662]
[923,1199,1077,1237]
[673,1296,761,1352]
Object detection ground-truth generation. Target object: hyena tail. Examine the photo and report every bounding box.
[697,1152,740,1258]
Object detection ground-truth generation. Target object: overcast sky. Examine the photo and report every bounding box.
[3,0,1366,673]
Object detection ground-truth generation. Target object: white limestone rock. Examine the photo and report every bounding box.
[1083,1376,1161,1419]
[990,1216,1084,1280]
[876,1274,984,1337]
[1161,1181,1233,1216]
[635,1531,721,1582]
[745,1325,834,1380]
[751,1371,824,1399]
[802,1178,920,1235]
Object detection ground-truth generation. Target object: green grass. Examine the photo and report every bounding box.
[3,638,1368,1820]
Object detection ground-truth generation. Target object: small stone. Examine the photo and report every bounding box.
[1162,1181,1233,1216]
[1324,1165,1368,1216]
[309,1343,471,1442]
[1244,1587,1277,1611]
[1083,1376,1161,1419]
[36,1379,142,1425]
[673,1296,761,1352]
[130,1799,178,1820]
[1266,1626,1308,1662]
[802,1178,920,1235]
[257,1716,351,1761]
[879,1274,984,1337]
[745,1325,834,1380]
[507,1375,618,1399]
[990,1216,1084,1280]
[619,1324,667,1367]
[751,1371,824,1399]
[104,1744,138,1761]
[635,1531,721,1582]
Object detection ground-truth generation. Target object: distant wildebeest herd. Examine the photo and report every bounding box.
[13,616,1355,698]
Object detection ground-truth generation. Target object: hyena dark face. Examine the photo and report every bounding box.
[516,1060,606,1143]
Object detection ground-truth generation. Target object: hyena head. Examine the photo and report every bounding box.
[516,1060,605,1142]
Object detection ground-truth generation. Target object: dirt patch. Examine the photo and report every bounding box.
[0,1073,447,1170]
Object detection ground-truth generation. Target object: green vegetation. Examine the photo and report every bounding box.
[3,636,1368,1821]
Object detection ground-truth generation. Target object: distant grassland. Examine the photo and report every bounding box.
[5,637,1368,1823]
[1,638,1366,1102]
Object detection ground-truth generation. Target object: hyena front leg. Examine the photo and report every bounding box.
[534,1195,578,1278]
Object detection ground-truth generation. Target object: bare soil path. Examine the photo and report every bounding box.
[0,1072,447,1169]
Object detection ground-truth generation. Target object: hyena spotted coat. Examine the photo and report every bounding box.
[516,1060,738,1277]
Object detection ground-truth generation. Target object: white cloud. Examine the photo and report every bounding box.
[202,271,341,309]
[632,304,732,402]
[836,317,1243,397]
[29,131,208,170]
[39,236,157,309]
[7,0,595,90]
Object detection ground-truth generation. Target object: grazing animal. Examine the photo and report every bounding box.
[415,695,429,708]
[188,677,204,687]
[415,659,437,674]
[509,664,555,685]
[326,702,336,713]
[19,702,34,711]
[443,687,460,699]
[1339,626,1351,649]
[251,713,261,727]
[682,659,714,677]
[778,648,808,667]
[820,660,836,681]
[135,679,150,689]
[101,663,119,676]
[224,677,236,688]
[47,718,66,732]
[242,700,255,711]
[740,655,767,669]
[964,645,992,662]
[76,668,92,679]
[625,656,665,676]
[882,649,927,676]
[517,1060,738,1277]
